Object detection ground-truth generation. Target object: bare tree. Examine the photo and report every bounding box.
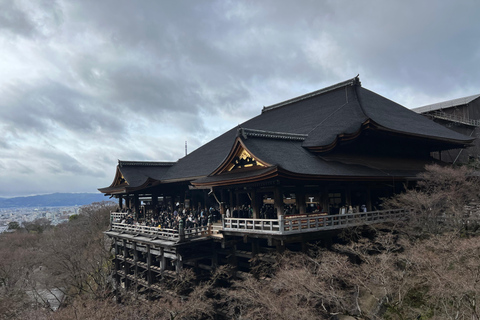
[385,164,480,235]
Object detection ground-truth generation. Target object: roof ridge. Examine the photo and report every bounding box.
[262,75,361,113]
[413,93,480,113]
[118,160,176,167]
[238,128,308,141]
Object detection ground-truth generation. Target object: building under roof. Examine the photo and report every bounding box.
[413,92,480,164]
[99,76,474,217]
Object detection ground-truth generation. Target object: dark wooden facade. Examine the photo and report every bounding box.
[413,94,480,164]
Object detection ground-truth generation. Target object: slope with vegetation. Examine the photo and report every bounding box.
[1,165,480,320]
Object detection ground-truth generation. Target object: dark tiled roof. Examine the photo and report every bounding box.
[101,77,474,192]
[115,161,175,188]
[356,87,472,142]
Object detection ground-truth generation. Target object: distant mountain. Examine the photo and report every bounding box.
[0,193,109,208]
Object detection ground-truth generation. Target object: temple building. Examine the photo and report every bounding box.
[100,76,473,218]
[413,93,480,164]
[99,76,474,291]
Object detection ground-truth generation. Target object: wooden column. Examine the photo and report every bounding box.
[151,194,158,211]
[146,245,152,287]
[235,191,241,209]
[345,185,352,208]
[229,189,234,214]
[133,194,140,221]
[114,238,120,286]
[133,242,138,280]
[160,247,166,272]
[175,253,183,273]
[274,186,283,217]
[251,189,262,219]
[211,242,218,268]
[123,239,130,289]
[125,196,131,209]
[118,196,123,210]
[321,187,329,213]
[203,189,208,210]
[220,189,226,216]
[296,187,306,215]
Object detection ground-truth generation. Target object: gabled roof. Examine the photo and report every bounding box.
[100,76,475,193]
[98,160,175,194]
[412,93,480,114]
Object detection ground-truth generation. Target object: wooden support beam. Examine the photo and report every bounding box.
[175,253,183,273]
[123,239,130,289]
[274,186,283,217]
[133,242,138,279]
[146,245,152,287]
[134,194,140,221]
[160,247,166,272]
[251,189,262,219]
[296,187,306,215]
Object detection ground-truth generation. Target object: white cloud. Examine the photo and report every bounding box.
[1,0,480,196]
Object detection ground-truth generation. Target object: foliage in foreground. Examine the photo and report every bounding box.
[1,165,480,319]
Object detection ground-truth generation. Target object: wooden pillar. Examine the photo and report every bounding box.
[251,238,259,256]
[133,194,140,221]
[220,189,226,216]
[251,189,261,219]
[118,196,123,210]
[123,239,130,289]
[229,189,234,213]
[114,238,120,286]
[133,242,138,280]
[211,242,218,268]
[275,239,286,254]
[203,189,208,210]
[125,196,131,209]
[321,187,329,213]
[175,253,183,273]
[274,186,283,217]
[146,245,152,287]
[160,247,166,272]
[345,185,352,208]
[152,194,158,211]
[296,187,306,215]
[235,191,241,209]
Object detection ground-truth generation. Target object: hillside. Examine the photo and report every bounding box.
[0,193,107,208]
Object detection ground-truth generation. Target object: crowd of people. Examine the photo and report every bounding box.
[116,205,220,230]
[113,201,368,231]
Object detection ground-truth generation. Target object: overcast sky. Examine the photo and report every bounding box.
[1,0,480,197]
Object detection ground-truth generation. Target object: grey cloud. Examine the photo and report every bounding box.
[0,0,36,37]
[2,0,480,196]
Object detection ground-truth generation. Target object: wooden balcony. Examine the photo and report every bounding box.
[109,208,409,241]
[222,208,409,235]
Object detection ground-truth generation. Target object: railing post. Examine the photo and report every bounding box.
[208,216,212,236]
[278,215,284,234]
[179,219,185,242]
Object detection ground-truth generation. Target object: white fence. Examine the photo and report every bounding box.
[109,213,211,242]
[223,209,409,235]
[110,209,409,240]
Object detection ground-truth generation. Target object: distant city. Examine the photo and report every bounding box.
[0,206,80,233]
[0,192,108,233]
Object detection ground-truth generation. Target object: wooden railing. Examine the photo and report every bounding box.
[429,111,480,127]
[111,212,128,223]
[110,209,409,239]
[110,218,210,242]
[223,209,409,235]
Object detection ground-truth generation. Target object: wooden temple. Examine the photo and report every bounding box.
[99,76,473,292]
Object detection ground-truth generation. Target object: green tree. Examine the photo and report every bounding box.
[7,222,19,230]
